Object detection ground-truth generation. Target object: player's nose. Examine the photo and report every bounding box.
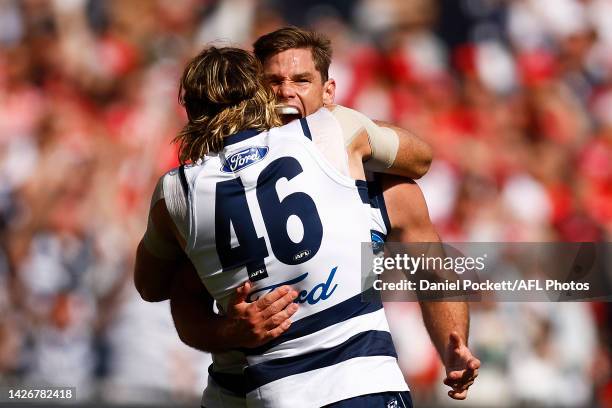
[277,81,297,99]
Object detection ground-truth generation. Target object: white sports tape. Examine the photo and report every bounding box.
[330,105,399,169]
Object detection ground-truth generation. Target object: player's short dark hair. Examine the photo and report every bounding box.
[253,26,333,82]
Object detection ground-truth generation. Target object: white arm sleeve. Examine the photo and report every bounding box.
[141,169,189,258]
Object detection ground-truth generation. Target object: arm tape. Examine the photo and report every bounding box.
[331,105,399,168]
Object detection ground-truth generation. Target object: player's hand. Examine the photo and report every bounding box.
[443,331,480,400]
[224,281,299,348]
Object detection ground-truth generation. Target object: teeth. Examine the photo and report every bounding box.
[276,106,300,115]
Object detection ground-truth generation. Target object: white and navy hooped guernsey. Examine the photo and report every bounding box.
[172,109,407,407]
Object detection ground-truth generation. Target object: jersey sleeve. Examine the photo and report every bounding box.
[161,167,189,242]
[141,168,190,258]
[303,108,351,177]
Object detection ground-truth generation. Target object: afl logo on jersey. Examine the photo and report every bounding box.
[221,146,269,173]
[293,249,311,262]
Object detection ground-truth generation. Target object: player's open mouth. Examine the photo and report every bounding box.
[275,105,302,116]
[275,105,302,124]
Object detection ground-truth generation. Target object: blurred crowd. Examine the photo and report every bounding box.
[0,0,610,406]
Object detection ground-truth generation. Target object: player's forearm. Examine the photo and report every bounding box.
[372,120,433,179]
[169,259,243,353]
[380,177,468,360]
[419,301,469,359]
[170,291,240,353]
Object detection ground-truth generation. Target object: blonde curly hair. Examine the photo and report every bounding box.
[175,46,281,163]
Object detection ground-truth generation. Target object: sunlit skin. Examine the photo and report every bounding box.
[263,48,370,179]
[262,48,335,119]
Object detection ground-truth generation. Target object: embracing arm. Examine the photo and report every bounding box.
[170,261,299,353]
[380,175,479,400]
[170,259,239,353]
[373,119,432,179]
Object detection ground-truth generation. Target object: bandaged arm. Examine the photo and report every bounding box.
[330,105,432,179]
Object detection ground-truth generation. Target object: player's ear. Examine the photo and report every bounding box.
[322,78,336,105]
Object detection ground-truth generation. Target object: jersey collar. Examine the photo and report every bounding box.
[223,129,261,147]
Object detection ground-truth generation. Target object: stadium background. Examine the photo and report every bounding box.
[0,0,611,406]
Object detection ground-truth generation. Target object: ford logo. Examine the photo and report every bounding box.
[247,267,339,305]
[221,146,269,173]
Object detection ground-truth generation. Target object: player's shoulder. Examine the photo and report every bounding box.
[307,106,336,123]
[271,114,307,135]
[162,161,206,184]
[160,166,180,180]
[298,106,341,134]
[153,165,193,203]
[157,166,181,190]
[148,167,176,206]
[152,166,190,232]
[326,104,374,127]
